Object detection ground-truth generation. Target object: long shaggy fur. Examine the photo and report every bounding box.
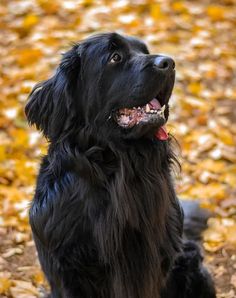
[26,33,216,298]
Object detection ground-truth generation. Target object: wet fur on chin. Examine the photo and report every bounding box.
[25,33,216,298]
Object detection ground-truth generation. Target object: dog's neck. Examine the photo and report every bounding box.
[48,131,178,178]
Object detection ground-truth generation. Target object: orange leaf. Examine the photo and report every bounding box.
[184,182,227,200]
[0,146,6,162]
[187,82,202,95]
[207,5,226,21]
[214,127,235,146]
[23,14,39,29]
[15,49,43,67]
[37,0,60,14]
[0,277,11,294]
[150,4,165,20]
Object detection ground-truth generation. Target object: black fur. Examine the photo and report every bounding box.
[26,33,216,298]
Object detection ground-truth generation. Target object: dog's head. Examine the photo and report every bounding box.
[25,33,175,143]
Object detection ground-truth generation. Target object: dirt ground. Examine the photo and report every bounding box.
[0,229,236,297]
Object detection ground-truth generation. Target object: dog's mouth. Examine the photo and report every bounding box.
[115,98,168,140]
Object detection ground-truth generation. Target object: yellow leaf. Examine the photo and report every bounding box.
[203,242,224,253]
[0,277,11,294]
[213,127,234,146]
[0,145,6,162]
[185,182,227,200]
[187,82,202,95]
[172,2,187,13]
[226,226,236,246]
[207,5,226,21]
[11,128,29,147]
[32,271,45,285]
[15,49,43,67]
[181,97,212,113]
[14,232,29,244]
[23,15,39,29]
[150,4,165,20]
[203,228,225,243]
[198,159,226,173]
[0,187,22,203]
[10,280,38,298]
[220,173,236,187]
[203,219,227,252]
[37,0,60,14]
[2,247,23,258]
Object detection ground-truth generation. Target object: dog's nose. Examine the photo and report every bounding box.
[154,56,175,71]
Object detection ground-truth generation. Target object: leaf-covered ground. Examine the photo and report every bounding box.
[0,0,235,297]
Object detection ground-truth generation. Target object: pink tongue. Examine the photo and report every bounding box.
[149,98,168,141]
[155,126,168,140]
[149,98,161,109]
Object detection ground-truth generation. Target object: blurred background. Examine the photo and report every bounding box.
[0,0,235,297]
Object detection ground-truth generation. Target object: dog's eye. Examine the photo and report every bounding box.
[109,53,122,64]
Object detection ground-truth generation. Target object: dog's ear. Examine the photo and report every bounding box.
[25,44,80,140]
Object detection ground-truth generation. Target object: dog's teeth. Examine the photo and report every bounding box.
[161,105,166,113]
[145,104,150,113]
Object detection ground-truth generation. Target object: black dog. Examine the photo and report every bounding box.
[26,33,216,298]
